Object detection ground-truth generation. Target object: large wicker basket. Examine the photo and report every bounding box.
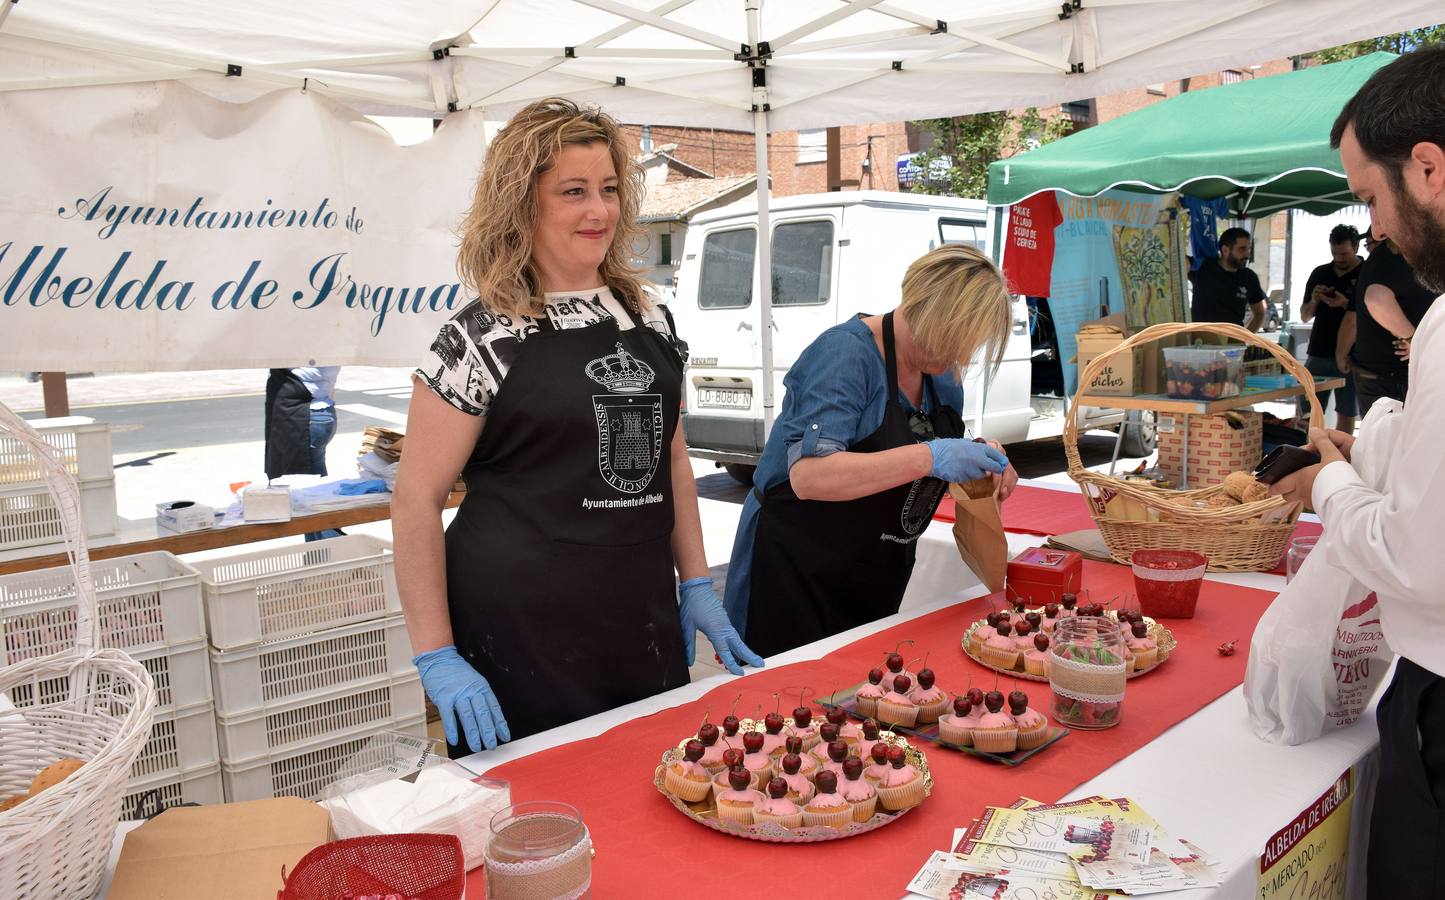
[0,402,157,898]
[1066,321,1323,572]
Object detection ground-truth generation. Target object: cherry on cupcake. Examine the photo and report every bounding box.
[826,707,848,727]
[784,735,804,756]
[892,674,912,694]
[742,731,765,754]
[842,757,864,780]
[781,753,803,775]
[727,767,751,791]
[683,739,705,762]
[827,741,849,764]
[815,770,839,793]
[862,719,881,740]
[952,696,972,717]
[1131,620,1149,639]
[1033,633,1050,652]
[818,722,840,744]
[698,722,719,746]
[886,746,907,768]
[767,777,788,799]
[984,690,1005,713]
[722,748,744,768]
[870,743,890,765]
[867,667,884,686]
[995,622,1013,638]
[966,685,985,707]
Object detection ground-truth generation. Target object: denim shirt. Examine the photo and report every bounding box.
[721,316,964,634]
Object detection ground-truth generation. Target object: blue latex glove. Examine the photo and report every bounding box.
[927,438,1008,483]
[413,645,511,752]
[679,577,766,676]
[338,478,388,495]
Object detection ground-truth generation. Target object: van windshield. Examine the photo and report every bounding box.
[699,227,755,309]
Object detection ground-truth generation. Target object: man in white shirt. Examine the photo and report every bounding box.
[1271,47,1445,899]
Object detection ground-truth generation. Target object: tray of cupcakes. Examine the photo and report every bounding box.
[653,703,932,843]
[817,645,1066,766]
[962,593,1176,684]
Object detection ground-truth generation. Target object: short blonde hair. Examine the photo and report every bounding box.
[898,243,1011,376]
[456,98,650,318]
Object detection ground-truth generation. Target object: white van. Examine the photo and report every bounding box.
[671,191,1147,481]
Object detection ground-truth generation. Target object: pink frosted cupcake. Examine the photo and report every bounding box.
[1128,620,1159,670]
[781,736,819,778]
[753,777,804,829]
[838,757,878,822]
[824,707,862,745]
[862,741,892,785]
[1023,632,1050,677]
[810,723,844,764]
[1012,620,1038,653]
[874,746,925,812]
[760,710,789,757]
[854,719,886,761]
[909,667,949,724]
[1008,690,1049,751]
[817,740,851,780]
[740,732,774,789]
[971,691,1018,753]
[970,613,1003,654]
[1040,603,1061,634]
[855,668,887,718]
[801,771,852,829]
[786,708,819,752]
[716,767,765,826]
[696,722,727,775]
[937,696,979,747]
[877,674,920,728]
[980,624,1022,671]
[664,740,714,802]
[776,753,817,805]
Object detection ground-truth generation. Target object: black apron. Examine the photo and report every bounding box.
[744,312,964,658]
[444,299,690,751]
[1367,656,1445,898]
[263,368,314,479]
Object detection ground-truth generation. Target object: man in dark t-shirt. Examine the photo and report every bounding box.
[1189,227,1267,330]
[1341,237,1437,413]
[1299,224,1363,432]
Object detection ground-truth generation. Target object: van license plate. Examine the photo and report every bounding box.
[697,387,751,409]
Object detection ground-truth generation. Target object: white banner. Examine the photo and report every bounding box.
[0,82,486,371]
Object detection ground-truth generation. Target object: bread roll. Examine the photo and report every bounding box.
[29,758,85,796]
[0,795,25,812]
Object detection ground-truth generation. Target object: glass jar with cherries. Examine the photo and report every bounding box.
[1047,615,1128,730]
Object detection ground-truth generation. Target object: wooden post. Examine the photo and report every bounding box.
[40,373,69,418]
[825,127,842,191]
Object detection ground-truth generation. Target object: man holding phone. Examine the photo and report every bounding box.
[1270,48,1445,898]
[1297,225,1362,434]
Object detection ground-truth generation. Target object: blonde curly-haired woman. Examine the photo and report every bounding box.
[395,98,762,754]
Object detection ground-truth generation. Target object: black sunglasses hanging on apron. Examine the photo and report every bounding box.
[744,311,964,659]
[442,297,690,752]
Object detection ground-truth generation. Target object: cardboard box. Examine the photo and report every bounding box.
[1156,411,1263,487]
[156,500,215,533]
[1072,314,1141,396]
[108,797,330,899]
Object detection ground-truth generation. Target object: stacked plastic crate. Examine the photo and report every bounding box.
[195,535,423,802]
[0,417,117,553]
[0,552,223,819]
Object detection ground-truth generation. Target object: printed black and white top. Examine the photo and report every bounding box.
[415,287,683,417]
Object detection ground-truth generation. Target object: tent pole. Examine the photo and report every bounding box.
[747,0,775,438]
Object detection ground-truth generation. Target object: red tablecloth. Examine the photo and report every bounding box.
[469,560,1279,898]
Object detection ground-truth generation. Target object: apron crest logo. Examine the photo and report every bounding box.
[898,476,943,537]
[587,342,663,494]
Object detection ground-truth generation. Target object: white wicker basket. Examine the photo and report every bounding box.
[0,403,156,899]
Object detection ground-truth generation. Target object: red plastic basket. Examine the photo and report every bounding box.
[278,834,465,900]
[1131,550,1207,619]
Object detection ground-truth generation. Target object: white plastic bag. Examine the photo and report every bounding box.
[1245,402,1401,745]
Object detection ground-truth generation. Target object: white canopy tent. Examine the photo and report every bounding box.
[4,0,1440,426]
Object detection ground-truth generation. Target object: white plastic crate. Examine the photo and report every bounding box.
[209,615,413,718]
[6,638,211,714]
[215,672,424,760]
[0,475,116,551]
[194,534,400,649]
[120,764,224,821]
[131,701,220,782]
[0,551,205,664]
[0,416,112,486]
[221,715,427,802]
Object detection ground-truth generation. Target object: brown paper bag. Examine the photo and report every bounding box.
[949,483,1007,593]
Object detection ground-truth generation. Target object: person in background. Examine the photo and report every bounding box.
[1269,46,1445,898]
[1297,224,1362,434]
[1188,226,1267,331]
[1338,235,1436,414]
[262,364,344,541]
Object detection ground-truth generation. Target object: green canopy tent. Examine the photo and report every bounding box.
[986,52,1397,217]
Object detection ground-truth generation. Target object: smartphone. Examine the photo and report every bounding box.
[1255,445,1322,485]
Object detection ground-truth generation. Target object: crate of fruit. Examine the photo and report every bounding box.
[193,534,400,650]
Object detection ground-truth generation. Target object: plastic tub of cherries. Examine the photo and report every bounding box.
[654,701,933,843]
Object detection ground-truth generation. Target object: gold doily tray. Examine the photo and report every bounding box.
[652,722,932,843]
[817,687,1068,767]
[961,610,1178,684]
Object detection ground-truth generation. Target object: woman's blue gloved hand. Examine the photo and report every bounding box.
[679,577,766,676]
[927,438,1008,483]
[413,645,511,752]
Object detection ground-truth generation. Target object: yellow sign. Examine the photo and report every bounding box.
[1257,768,1354,899]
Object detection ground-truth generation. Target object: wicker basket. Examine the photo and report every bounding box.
[1066,322,1323,572]
[0,403,157,898]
